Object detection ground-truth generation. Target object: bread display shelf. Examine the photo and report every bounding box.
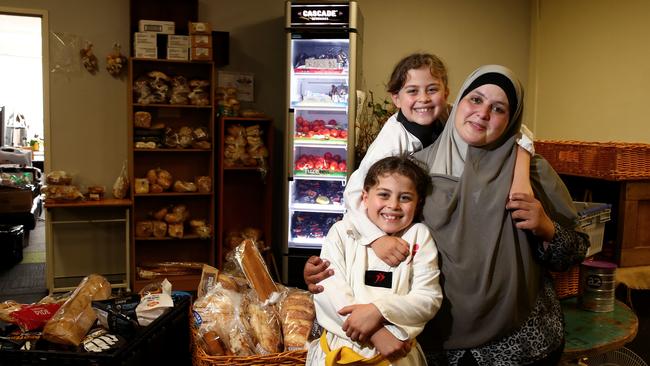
[223,166,266,171]
[135,234,212,241]
[131,58,213,65]
[134,148,212,153]
[133,103,212,109]
[134,192,212,197]
[128,57,215,292]
[133,275,200,291]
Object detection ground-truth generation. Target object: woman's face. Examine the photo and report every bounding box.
[362,173,418,235]
[454,84,510,146]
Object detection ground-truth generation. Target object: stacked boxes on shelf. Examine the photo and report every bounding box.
[134,20,175,59]
[189,22,212,61]
[167,35,189,61]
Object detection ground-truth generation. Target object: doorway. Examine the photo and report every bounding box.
[0,8,49,172]
[0,7,49,303]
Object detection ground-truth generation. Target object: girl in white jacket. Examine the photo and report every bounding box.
[306,155,442,366]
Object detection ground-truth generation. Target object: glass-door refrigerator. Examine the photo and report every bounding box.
[283,1,362,286]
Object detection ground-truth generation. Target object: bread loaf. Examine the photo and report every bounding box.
[42,274,112,346]
[247,300,282,354]
[279,289,315,350]
[234,239,277,301]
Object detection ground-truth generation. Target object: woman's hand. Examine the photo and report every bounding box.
[303,256,333,294]
[338,303,384,343]
[506,192,555,242]
[370,236,410,267]
[370,327,411,360]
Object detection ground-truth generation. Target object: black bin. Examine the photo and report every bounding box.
[0,225,24,268]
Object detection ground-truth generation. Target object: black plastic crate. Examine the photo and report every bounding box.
[0,293,191,366]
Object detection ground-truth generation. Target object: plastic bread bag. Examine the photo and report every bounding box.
[278,287,316,351]
[244,288,283,355]
[41,184,85,201]
[42,274,112,346]
[193,283,255,356]
[112,160,129,199]
[234,239,278,303]
[169,75,190,105]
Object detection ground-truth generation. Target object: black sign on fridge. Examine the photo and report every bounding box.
[283,1,362,286]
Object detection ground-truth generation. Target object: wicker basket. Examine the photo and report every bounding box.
[534,140,650,180]
[550,265,580,299]
[191,327,308,366]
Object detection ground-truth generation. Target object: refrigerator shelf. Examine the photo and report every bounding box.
[294,170,347,178]
[294,139,347,147]
[288,239,325,249]
[291,102,347,109]
[292,71,349,78]
[291,105,348,112]
[290,202,345,213]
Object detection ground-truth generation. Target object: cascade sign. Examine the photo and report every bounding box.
[290,3,350,26]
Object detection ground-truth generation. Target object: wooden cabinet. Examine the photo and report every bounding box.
[216,117,275,277]
[128,58,215,292]
[560,175,650,267]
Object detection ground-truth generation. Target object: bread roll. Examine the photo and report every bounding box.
[135,221,153,237]
[152,221,167,238]
[42,274,111,346]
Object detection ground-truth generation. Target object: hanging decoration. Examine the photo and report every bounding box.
[80,41,99,74]
[106,43,127,78]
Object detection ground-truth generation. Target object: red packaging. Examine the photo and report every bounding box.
[10,303,62,332]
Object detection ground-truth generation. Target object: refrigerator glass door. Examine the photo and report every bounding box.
[288,37,350,249]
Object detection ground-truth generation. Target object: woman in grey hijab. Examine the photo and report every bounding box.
[415,64,589,365]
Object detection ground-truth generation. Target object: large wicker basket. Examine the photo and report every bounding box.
[534,140,650,180]
[191,327,308,366]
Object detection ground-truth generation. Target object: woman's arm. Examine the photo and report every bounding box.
[510,124,535,198]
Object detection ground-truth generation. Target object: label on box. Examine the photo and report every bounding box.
[135,46,157,59]
[168,35,189,48]
[134,32,157,47]
[191,34,211,47]
[189,21,211,34]
[138,19,175,34]
[167,47,189,61]
[190,47,212,61]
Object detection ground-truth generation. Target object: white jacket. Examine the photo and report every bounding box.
[306,216,442,366]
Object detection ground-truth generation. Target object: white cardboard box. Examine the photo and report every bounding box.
[135,46,157,59]
[167,47,189,61]
[134,32,157,48]
[138,19,175,34]
[168,35,190,48]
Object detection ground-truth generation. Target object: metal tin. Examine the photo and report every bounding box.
[578,260,617,312]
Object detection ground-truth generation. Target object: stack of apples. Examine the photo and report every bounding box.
[295,151,347,172]
[295,116,348,140]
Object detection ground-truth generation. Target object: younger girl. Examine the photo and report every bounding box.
[306,155,442,366]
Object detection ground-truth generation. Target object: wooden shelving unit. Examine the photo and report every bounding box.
[127,58,215,292]
[216,116,275,277]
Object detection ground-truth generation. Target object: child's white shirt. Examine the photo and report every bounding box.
[306,217,442,366]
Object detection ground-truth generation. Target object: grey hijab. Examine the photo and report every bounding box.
[414,65,577,349]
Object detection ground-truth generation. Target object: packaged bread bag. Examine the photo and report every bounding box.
[42,274,112,346]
